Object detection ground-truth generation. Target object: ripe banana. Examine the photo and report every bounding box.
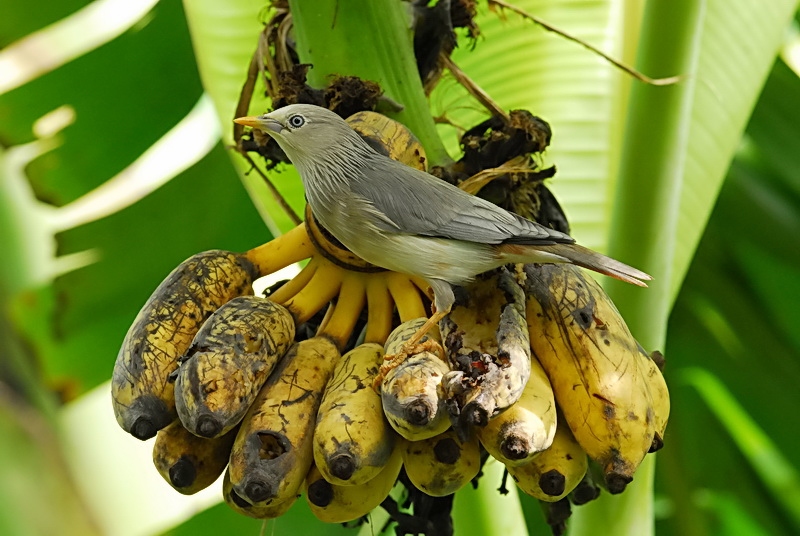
[243,221,316,276]
[346,111,428,172]
[380,318,450,441]
[173,296,295,438]
[152,420,236,495]
[523,263,655,494]
[402,428,481,497]
[506,414,587,502]
[314,343,397,486]
[364,274,395,344]
[439,267,532,430]
[306,444,404,523]
[476,351,556,466]
[222,469,296,519]
[228,336,340,506]
[112,250,259,440]
[279,254,344,325]
[640,348,669,452]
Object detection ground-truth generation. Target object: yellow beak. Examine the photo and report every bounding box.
[233,116,283,134]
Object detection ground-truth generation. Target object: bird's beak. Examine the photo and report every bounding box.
[233,116,283,135]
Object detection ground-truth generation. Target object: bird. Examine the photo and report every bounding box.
[234,104,650,358]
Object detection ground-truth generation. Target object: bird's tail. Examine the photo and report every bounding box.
[499,243,652,287]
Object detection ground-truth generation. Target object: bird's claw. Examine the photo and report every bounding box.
[372,339,446,392]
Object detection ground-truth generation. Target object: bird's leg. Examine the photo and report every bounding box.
[373,280,454,391]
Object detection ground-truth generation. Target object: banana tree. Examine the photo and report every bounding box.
[1,0,799,535]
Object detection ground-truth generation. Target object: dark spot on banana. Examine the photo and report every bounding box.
[131,417,157,440]
[128,395,172,439]
[462,402,488,427]
[229,487,252,508]
[256,432,287,460]
[604,472,632,494]
[433,438,462,464]
[197,415,222,438]
[307,478,334,507]
[500,436,530,461]
[574,308,592,329]
[169,456,197,488]
[650,350,666,371]
[649,432,664,453]
[538,469,566,496]
[329,454,356,480]
[405,400,433,426]
[245,481,271,503]
[570,478,601,505]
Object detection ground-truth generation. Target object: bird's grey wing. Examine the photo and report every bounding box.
[350,156,573,245]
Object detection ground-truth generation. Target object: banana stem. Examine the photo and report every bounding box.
[574,1,705,535]
[287,0,453,166]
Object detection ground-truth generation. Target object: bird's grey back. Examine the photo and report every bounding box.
[348,153,574,246]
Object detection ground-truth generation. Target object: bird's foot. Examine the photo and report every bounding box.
[372,339,446,391]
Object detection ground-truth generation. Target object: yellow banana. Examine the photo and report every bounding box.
[379,319,450,441]
[280,255,344,324]
[222,469,296,519]
[243,221,315,276]
[267,254,319,304]
[523,263,655,494]
[314,343,397,485]
[152,420,235,495]
[506,414,587,502]
[439,267,531,430]
[640,348,669,452]
[306,445,404,523]
[385,272,429,323]
[112,250,258,440]
[402,428,481,497]
[477,352,556,466]
[228,336,340,506]
[317,272,367,350]
[173,296,295,438]
[364,274,395,344]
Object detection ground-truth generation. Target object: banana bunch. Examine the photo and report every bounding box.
[523,263,670,495]
[110,106,670,534]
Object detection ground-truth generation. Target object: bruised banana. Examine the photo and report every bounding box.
[174,296,294,438]
[524,263,656,493]
[222,469,296,519]
[314,343,397,486]
[569,467,602,506]
[640,348,669,452]
[402,428,481,497]
[306,444,404,523]
[506,414,587,502]
[152,420,236,495]
[228,336,340,506]
[439,267,532,430]
[380,319,451,441]
[477,351,556,466]
[112,250,259,440]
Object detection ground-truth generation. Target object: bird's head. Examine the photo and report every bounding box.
[234,104,365,164]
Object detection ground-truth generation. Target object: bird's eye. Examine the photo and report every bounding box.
[288,115,305,128]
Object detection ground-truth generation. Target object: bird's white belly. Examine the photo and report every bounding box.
[338,226,495,285]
